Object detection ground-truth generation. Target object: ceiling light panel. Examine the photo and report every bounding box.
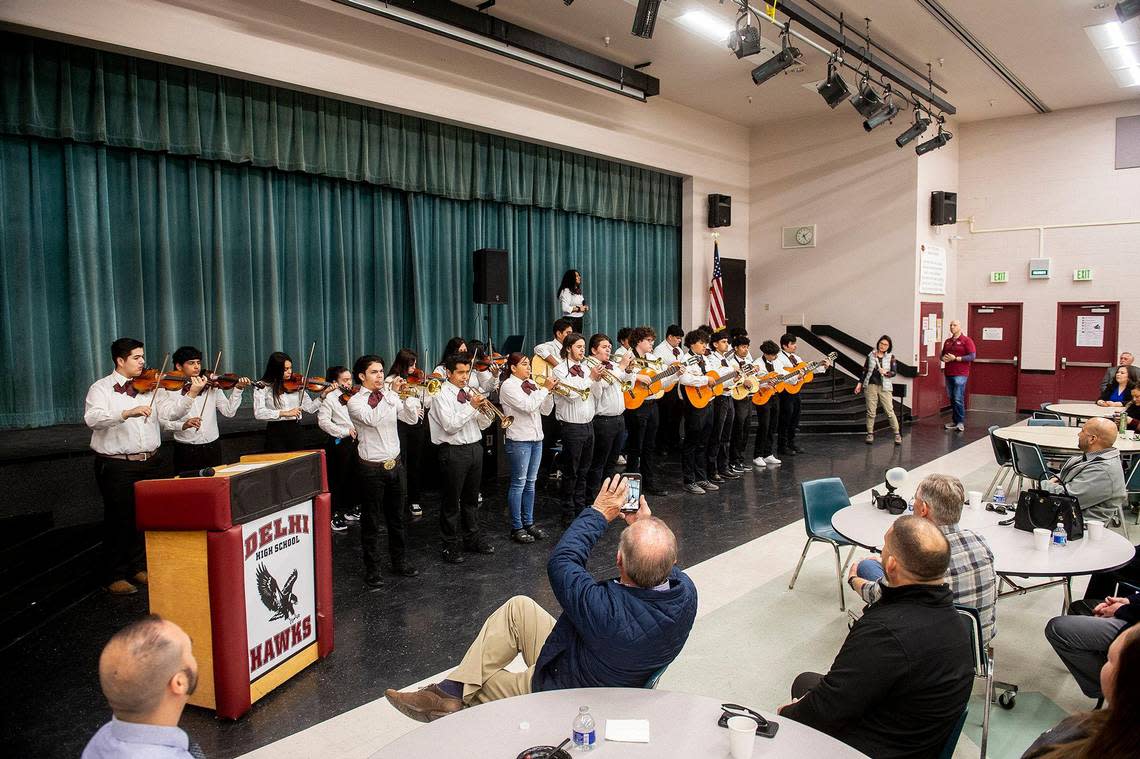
[675,10,736,42]
[1085,21,1140,87]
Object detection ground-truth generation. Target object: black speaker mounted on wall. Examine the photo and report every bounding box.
[473,248,509,304]
[707,194,731,228]
[931,191,957,226]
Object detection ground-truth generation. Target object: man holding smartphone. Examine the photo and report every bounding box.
[385,476,698,721]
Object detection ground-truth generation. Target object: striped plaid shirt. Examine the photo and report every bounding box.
[861,523,997,645]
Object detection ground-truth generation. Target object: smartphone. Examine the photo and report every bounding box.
[620,474,642,513]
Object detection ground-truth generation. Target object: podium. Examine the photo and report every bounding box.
[135,451,335,719]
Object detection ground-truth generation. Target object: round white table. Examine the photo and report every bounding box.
[994,425,1140,454]
[369,687,868,758]
[1044,403,1119,423]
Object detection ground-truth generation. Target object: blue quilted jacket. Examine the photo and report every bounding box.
[531,509,698,692]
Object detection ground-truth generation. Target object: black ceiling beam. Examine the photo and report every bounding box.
[771,0,956,115]
[334,0,659,98]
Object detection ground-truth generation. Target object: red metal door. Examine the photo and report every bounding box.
[1056,303,1119,401]
[913,302,945,418]
[968,303,1021,397]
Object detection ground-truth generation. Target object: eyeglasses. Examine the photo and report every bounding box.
[985,503,1009,515]
[718,703,770,729]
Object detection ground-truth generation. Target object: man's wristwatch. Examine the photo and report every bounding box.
[847,575,859,589]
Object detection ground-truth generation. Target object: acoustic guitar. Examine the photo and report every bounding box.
[623,357,698,410]
[778,352,838,395]
[748,370,799,406]
[683,363,761,409]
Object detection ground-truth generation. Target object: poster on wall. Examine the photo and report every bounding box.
[918,244,947,295]
[1076,315,1105,347]
[243,500,317,682]
[982,327,1004,341]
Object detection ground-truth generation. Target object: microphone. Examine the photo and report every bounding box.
[178,467,215,478]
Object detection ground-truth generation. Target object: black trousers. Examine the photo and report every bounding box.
[706,395,735,475]
[93,453,165,583]
[438,441,483,550]
[753,400,780,458]
[656,389,683,453]
[358,459,407,572]
[172,439,224,474]
[777,392,801,451]
[587,414,625,496]
[566,315,584,333]
[624,401,660,489]
[324,436,359,519]
[559,421,595,520]
[729,398,753,466]
[397,418,429,504]
[539,412,561,476]
[265,420,304,453]
[681,402,713,484]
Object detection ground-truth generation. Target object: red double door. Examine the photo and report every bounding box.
[1056,303,1120,400]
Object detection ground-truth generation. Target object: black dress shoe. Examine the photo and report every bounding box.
[464,538,495,555]
[791,445,805,454]
[511,528,536,544]
[710,473,725,483]
[524,524,548,540]
[440,549,465,564]
[392,563,419,577]
[364,573,385,588]
[645,485,670,497]
[718,470,741,480]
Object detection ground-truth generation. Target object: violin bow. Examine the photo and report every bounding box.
[146,353,170,423]
[194,350,223,425]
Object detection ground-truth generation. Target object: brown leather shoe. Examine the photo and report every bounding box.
[385,684,463,723]
[106,580,138,595]
[133,571,149,585]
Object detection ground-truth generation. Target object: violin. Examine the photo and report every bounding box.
[254,374,337,394]
[472,353,507,372]
[205,372,249,390]
[130,369,194,394]
[338,384,362,405]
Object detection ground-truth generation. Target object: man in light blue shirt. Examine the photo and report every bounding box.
[82,615,201,759]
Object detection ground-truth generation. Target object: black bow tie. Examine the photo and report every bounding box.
[113,381,139,398]
[522,380,537,395]
[368,389,384,408]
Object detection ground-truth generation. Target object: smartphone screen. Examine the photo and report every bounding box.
[621,474,642,512]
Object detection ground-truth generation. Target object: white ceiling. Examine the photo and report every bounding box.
[447,0,1140,126]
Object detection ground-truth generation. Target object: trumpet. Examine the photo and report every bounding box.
[629,355,665,371]
[584,357,633,393]
[468,389,514,430]
[534,373,591,401]
[407,369,444,395]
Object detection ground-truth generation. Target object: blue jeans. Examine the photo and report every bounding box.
[945,374,968,424]
[857,558,885,582]
[505,439,543,530]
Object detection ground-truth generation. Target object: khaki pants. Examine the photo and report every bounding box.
[448,595,557,705]
[865,385,900,434]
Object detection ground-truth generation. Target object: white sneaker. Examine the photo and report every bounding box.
[956,423,965,432]
[616,455,627,466]
[763,455,782,465]
[752,456,768,468]
[944,422,957,430]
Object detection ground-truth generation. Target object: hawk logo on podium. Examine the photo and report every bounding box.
[256,564,300,622]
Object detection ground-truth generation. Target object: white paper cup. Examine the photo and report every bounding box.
[727,715,756,759]
[1033,528,1052,551]
[1087,519,1105,541]
[967,491,982,510]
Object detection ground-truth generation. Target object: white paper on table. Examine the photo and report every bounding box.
[605,719,650,743]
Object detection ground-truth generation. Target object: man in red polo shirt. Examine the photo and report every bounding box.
[941,320,976,432]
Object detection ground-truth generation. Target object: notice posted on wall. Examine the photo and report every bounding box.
[982,327,1004,341]
[1076,315,1105,347]
[918,244,947,295]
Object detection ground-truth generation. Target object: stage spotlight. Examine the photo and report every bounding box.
[895,113,932,147]
[915,127,953,156]
[817,60,850,108]
[727,23,764,59]
[750,35,801,86]
[1117,0,1140,23]
[863,97,900,131]
[849,79,885,119]
[631,0,663,39]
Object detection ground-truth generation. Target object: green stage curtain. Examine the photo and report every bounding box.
[0,32,681,227]
[0,136,679,429]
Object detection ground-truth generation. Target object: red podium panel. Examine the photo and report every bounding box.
[136,451,334,719]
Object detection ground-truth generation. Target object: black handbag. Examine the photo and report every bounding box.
[1013,487,1085,540]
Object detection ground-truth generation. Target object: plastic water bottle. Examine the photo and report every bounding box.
[571,705,596,751]
[993,486,1006,507]
[1052,521,1068,548]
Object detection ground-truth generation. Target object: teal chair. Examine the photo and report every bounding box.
[789,478,856,611]
[956,606,996,758]
[1126,458,1140,525]
[644,663,668,689]
[937,708,969,759]
[1027,418,1065,427]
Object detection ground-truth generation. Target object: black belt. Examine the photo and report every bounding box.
[358,455,401,470]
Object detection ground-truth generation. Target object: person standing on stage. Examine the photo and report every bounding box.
[611,327,634,467]
[774,334,828,457]
[498,353,557,544]
[940,320,976,433]
[163,346,250,473]
[390,349,428,520]
[85,338,203,595]
[557,269,588,333]
[654,324,686,455]
[586,333,634,497]
[728,335,755,473]
[534,319,575,479]
[679,330,715,495]
[624,326,669,497]
[254,351,325,453]
[855,335,902,446]
[752,340,783,469]
[429,353,496,563]
[318,366,358,533]
[705,329,739,483]
[552,333,603,527]
[347,355,422,586]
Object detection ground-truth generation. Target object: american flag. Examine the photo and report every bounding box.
[707,240,726,330]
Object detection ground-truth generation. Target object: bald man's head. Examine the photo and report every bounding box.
[618,517,678,588]
[1081,417,1117,453]
[99,615,197,722]
[883,515,951,585]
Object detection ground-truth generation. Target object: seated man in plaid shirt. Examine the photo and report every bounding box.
[848,473,998,645]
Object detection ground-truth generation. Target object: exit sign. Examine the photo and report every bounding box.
[1074,268,1094,281]
[990,271,1008,283]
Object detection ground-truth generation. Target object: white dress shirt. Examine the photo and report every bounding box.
[612,344,630,363]
[677,352,712,390]
[347,387,420,462]
[592,360,632,417]
[318,393,355,439]
[552,359,597,423]
[432,364,497,395]
[163,387,244,444]
[85,372,193,455]
[558,288,585,317]
[500,375,554,442]
[654,340,685,389]
[253,386,321,420]
[773,350,827,375]
[428,381,493,445]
